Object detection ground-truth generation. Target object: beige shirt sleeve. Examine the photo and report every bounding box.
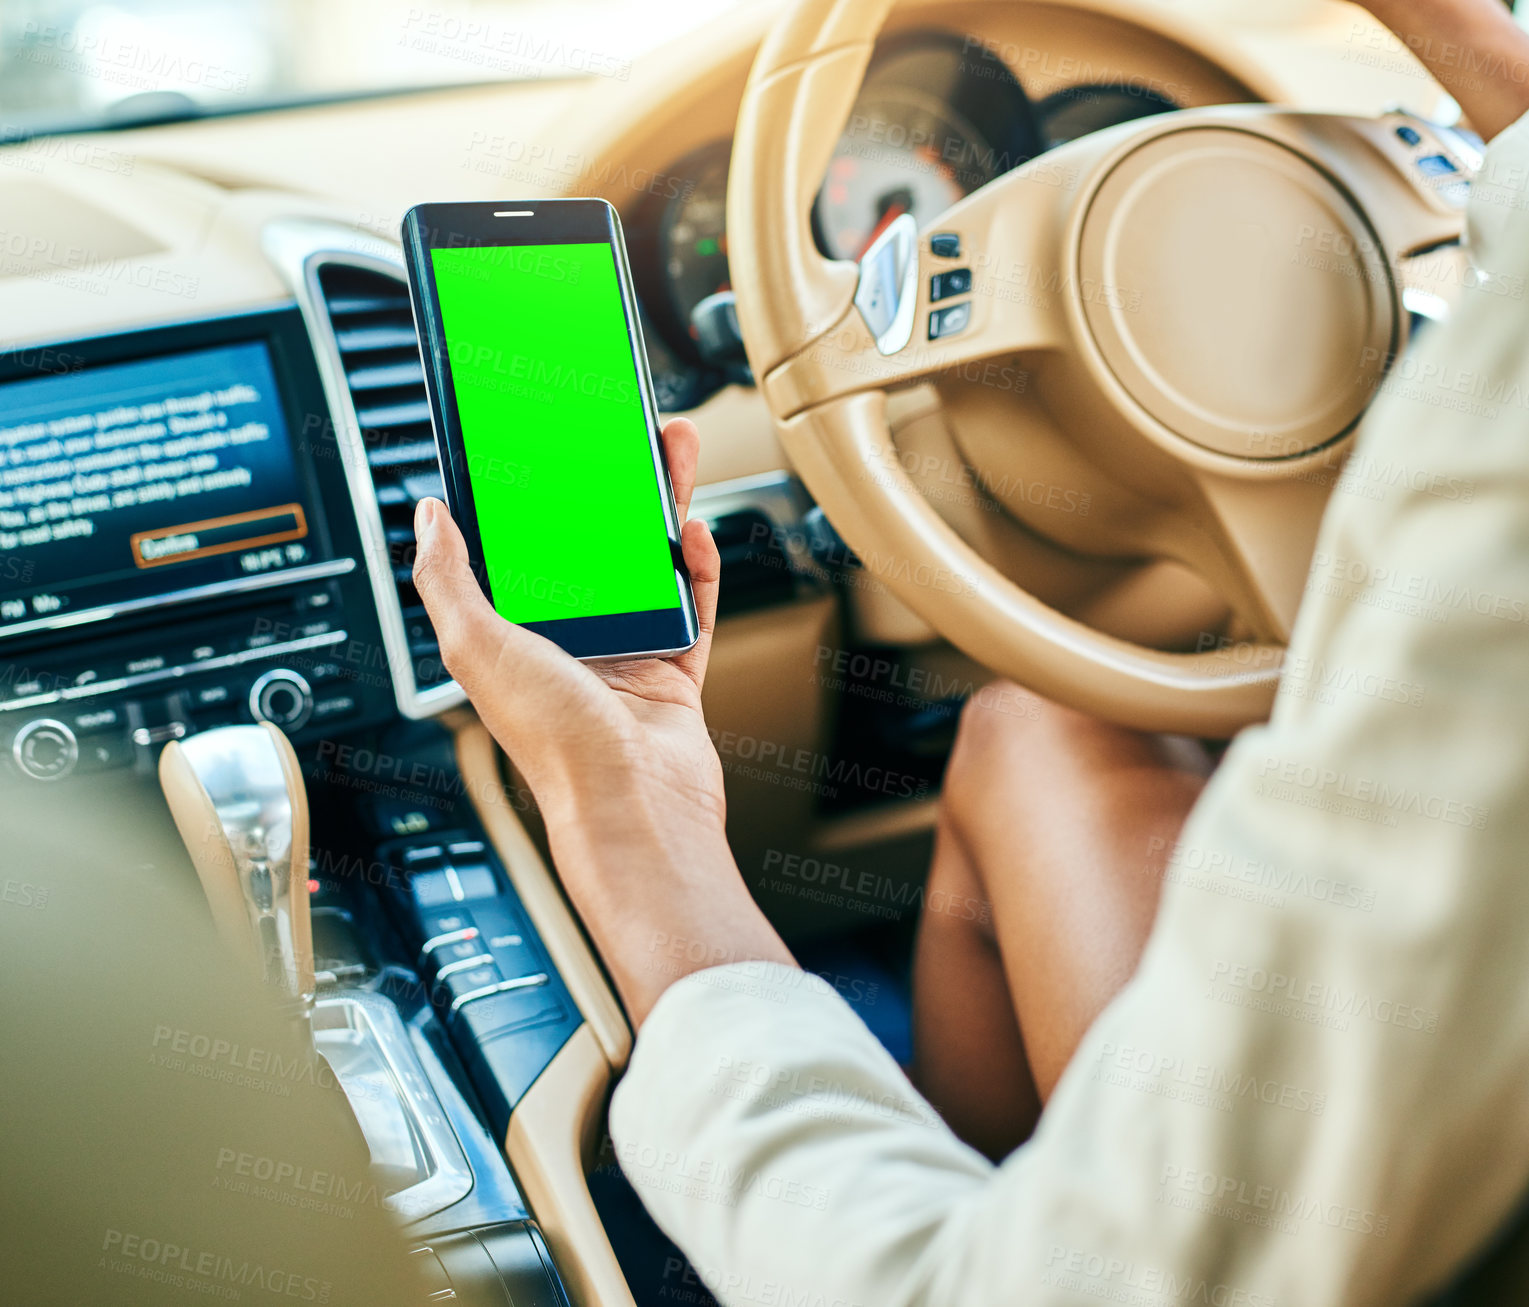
[610,111,1529,1307]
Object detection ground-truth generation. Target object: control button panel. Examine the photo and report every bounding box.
[189,684,236,712]
[378,828,581,1136]
[70,707,122,733]
[421,923,483,964]
[77,732,134,773]
[410,862,497,908]
[470,902,540,979]
[1384,111,1480,209]
[0,574,386,780]
[437,960,506,1009]
[419,909,476,939]
[457,976,560,1043]
[434,951,496,982]
[311,691,360,725]
[1416,153,1457,178]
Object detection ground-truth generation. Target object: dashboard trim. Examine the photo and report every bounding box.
[692,469,805,516]
[262,218,468,722]
[0,628,351,715]
[0,557,356,644]
[693,470,823,582]
[0,300,303,372]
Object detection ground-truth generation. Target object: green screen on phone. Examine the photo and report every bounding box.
[429,241,680,625]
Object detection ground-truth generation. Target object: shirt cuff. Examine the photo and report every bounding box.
[612,959,944,1138]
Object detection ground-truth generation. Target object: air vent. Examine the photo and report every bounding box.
[313,265,452,693]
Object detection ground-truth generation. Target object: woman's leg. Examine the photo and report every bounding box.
[912,683,1212,1159]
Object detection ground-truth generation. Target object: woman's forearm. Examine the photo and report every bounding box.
[548,789,793,1028]
[1363,0,1529,138]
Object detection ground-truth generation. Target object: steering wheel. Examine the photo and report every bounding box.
[727,0,1470,735]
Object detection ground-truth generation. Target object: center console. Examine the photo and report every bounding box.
[304,719,600,1305]
[0,307,620,1305]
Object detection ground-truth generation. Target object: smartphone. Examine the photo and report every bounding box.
[401,198,699,660]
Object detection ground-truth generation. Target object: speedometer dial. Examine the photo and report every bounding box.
[813,34,1039,263]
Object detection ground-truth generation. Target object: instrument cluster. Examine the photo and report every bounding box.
[629,32,1180,408]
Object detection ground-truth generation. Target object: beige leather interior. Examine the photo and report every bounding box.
[507,1028,636,1307]
[0,2,1472,1301]
[3,806,426,1305]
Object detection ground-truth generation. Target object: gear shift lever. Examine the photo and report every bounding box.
[159,722,315,1017]
[157,721,476,1220]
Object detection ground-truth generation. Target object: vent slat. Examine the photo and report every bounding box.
[346,360,426,391]
[356,399,433,430]
[316,263,453,693]
[335,324,420,353]
[402,470,445,501]
[367,438,439,469]
[325,292,411,318]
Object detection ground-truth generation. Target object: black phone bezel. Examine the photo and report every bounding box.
[401,198,698,660]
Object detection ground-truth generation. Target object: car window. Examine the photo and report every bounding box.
[0,0,752,138]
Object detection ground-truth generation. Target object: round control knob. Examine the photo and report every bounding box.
[13,718,79,782]
[249,669,314,732]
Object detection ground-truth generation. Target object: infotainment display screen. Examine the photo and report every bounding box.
[0,339,319,638]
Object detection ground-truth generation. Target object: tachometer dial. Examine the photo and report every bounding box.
[1034,84,1179,150]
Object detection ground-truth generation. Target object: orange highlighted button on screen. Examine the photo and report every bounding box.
[130,503,308,568]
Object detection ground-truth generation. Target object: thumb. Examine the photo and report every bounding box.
[412,497,508,698]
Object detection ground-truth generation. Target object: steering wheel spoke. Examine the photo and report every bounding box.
[761,135,1115,420]
[1172,467,1341,645]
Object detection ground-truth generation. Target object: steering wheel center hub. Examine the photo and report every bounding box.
[1077,128,1397,460]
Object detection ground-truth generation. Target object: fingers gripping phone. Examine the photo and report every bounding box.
[401,198,699,660]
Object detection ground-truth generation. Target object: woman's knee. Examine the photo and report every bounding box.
[944,682,1096,820]
[946,681,1198,803]
[939,680,1195,898]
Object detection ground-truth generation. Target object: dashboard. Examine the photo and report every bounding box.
[628,30,1179,407]
[0,23,1204,788]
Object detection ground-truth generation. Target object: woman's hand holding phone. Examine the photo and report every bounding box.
[413,417,794,1027]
